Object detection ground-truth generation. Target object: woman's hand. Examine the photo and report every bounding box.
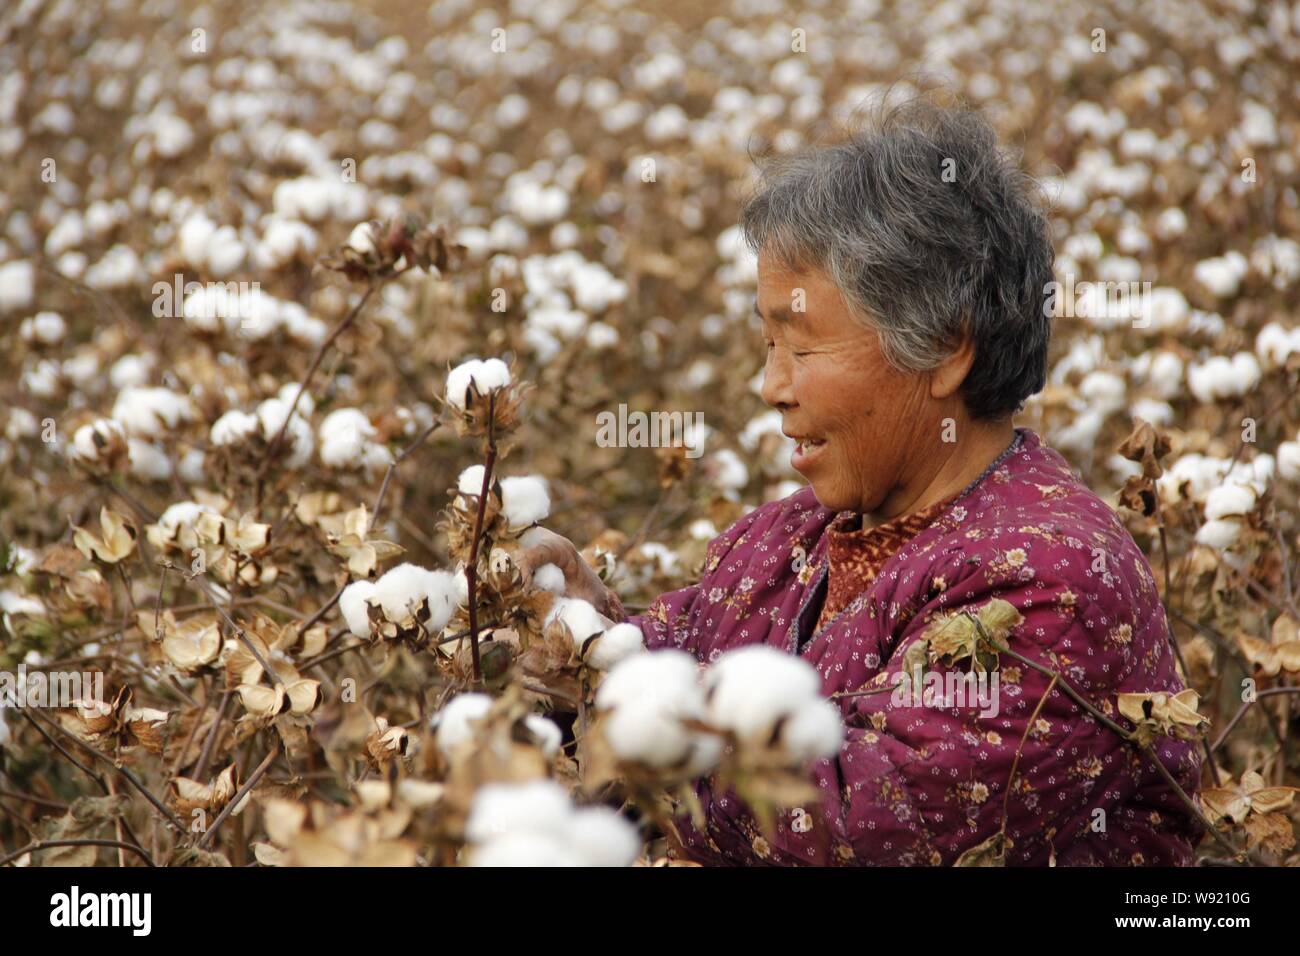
[517,528,626,621]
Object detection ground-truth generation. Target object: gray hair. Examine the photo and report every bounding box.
[738,94,1055,421]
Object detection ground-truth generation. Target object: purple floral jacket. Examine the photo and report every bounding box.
[627,428,1203,866]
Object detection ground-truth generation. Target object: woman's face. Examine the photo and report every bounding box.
[756,252,936,516]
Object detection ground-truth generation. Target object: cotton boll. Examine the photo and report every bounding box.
[596,650,701,713]
[359,442,393,474]
[1130,398,1174,427]
[1078,370,1127,412]
[709,449,749,498]
[523,714,562,758]
[71,418,126,462]
[532,563,565,594]
[500,475,550,528]
[210,410,260,446]
[1230,352,1261,392]
[175,449,204,485]
[445,358,512,410]
[112,386,196,438]
[586,622,645,671]
[457,465,486,496]
[339,580,376,638]
[1277,441,1300,482]
[703,645,822,744]
[601,699,697,767]
[1196,518,1242,550]
[19,311,66,345]
[1193,252,1248,298]
[779,698,844,762]
[1204,483,1257,520]
[109,354,153,390]
[1146,352,1184,399]
[255,398,313,468]
[545,596,606,648]
[318,408,375,468]
[0,260,35,314]
[1187,356,1234,403]
[433,692,493,758]
[127,439,172,481]
[464,779,572,844]
[420,568,461,633]
[371,563,433,621]
[565,806,641,866]
[346,221,376,255]
[468,832,583,867]
[275,383,315,417]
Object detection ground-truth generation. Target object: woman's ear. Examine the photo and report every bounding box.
[929,335,976,401]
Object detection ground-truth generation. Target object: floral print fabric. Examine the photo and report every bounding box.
[625,427,1203,866]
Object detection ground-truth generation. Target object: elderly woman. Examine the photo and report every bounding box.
[523,97,1202,866]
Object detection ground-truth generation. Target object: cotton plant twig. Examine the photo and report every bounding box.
[298,582,345,635]
[1150,483,1222,787]
[983,626,1240,860]
[22,709,185,835]
[0,838,156,868]
[194,690,233,781]
[1211,686,1300,752]
[464,391,499,683]
[164,560,284,688]
[999,672,1057,846]
[254,277,381,505]
[370,419,443,530]
[196,740,280,850]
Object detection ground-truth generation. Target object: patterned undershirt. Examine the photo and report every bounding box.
[813,490,961,634]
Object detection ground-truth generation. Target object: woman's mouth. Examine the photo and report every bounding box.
[790,437,828,472]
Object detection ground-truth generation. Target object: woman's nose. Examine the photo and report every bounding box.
[760,350,795,410]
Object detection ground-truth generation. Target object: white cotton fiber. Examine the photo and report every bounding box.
[464,779,572,843]
[339,580,376,638]
[445,358,512,410]
[70,419,125,462]
[468,832,583,867]
[112,386,195,438]
[127,439,172,481]
[433,693,493,758]
[1203,483,1257,521]
[532,563,566,594]
[457,464,486,496]
[779,698,845,762]
[500,475,550,528]
[586,622,645,670]
[210,410,260,446]
[702,645,822,743]
[545,597,607,648]
[596,650,700,714]
[1196,518,1242,550]
[523,714,562,758]
[564,806,641,867]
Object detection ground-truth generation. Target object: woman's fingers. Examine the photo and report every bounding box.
[516,529,626,620]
